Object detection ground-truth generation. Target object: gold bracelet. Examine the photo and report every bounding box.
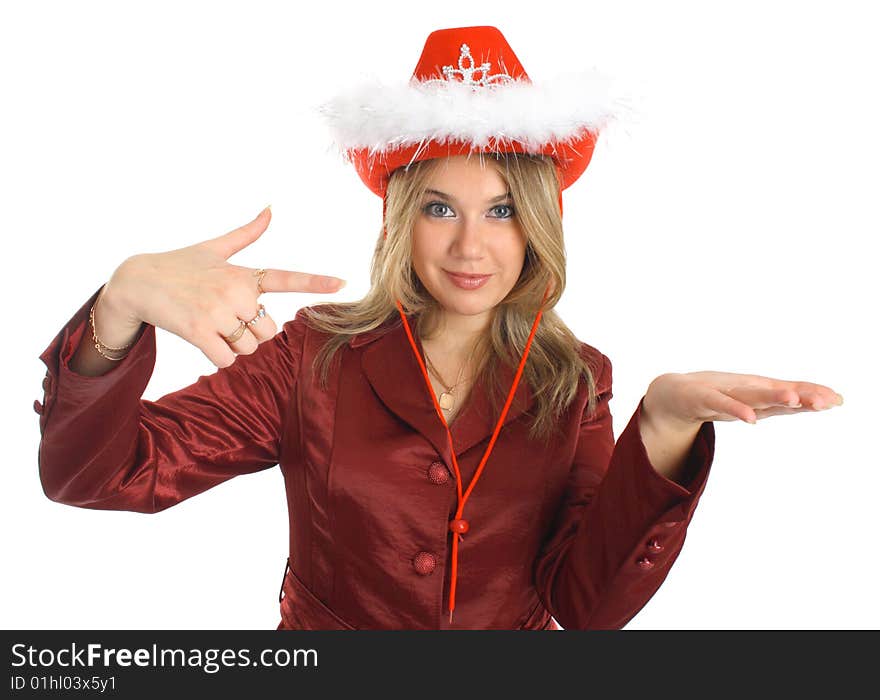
[89,286,136,361]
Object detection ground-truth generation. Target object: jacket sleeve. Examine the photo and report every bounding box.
[533,352,715,629]
[35,283,307,513]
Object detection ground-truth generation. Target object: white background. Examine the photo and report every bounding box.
[2,0,876,629]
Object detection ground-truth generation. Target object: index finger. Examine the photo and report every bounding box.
[257,268,347,294]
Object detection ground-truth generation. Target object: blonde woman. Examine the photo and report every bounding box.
[35,26,841,630]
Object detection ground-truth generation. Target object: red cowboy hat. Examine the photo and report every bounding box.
[320,25,626,215]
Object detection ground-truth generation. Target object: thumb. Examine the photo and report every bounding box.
[203,206,272,260]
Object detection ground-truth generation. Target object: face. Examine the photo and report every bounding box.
[411,155,527,329]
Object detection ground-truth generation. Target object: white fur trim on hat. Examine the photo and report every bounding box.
[316,68,633,160]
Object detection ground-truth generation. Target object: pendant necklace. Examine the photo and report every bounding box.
[423,349,470,412]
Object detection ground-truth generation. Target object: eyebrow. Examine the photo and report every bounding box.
[423,188,512,203]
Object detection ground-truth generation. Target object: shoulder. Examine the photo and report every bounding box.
[274,304,333,358]
[575,340,612,396]
[281,303,341,336]
[279,303,398,351]
[279,306,314,338]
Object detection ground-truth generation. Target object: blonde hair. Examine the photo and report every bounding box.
[300,152,602,445]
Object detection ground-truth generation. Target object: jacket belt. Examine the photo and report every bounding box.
[278,556,558,630]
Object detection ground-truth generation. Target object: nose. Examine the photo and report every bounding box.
[450,215,488,258]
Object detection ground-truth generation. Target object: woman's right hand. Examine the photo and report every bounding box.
[98,207,346,368]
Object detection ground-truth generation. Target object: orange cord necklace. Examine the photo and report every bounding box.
[393,283,549,624]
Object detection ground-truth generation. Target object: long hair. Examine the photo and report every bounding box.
[300,151,602,445]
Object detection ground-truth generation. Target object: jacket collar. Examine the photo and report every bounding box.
[348,322,393,348]
[357,315,534,462]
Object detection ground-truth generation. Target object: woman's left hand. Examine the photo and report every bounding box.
[643,371,844,429]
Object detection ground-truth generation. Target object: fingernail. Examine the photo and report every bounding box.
[324,276,345,290]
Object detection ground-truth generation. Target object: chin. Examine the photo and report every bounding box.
[443,301,494,316]
[434,292,498,316]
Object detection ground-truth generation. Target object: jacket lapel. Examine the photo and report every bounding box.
[356,317,534,463]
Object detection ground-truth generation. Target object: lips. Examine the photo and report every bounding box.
[444,270,492,290]
[445,271,492,279]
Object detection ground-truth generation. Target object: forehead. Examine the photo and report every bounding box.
[423,155,507,191]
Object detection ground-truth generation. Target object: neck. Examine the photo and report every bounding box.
[420,308,491,359]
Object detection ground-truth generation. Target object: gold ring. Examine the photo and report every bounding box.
[223,321,247,344]
[254,268,267,295]
[247,304,267,326]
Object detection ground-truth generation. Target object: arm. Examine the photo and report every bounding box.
[533,352,715,630]
[67,282,146,377]
[639,401,705,487]
[35,283,308,513]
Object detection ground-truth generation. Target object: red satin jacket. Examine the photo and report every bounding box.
[35,284,715,630]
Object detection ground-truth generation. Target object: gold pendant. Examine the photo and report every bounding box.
[439,392,455,410]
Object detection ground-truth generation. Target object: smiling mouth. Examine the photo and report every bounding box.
[444,270,493,290]
[445,270,492,279]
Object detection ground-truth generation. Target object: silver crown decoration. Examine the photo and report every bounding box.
[418,43,515,90]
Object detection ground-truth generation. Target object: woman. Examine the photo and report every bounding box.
[35,26,842,630]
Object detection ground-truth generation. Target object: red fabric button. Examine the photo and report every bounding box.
[33,399,43,414]
[449,519,469,534]
[413,551,436,575]
[647,537,663,552]
[636,556,655,571]
[427,461,449,485]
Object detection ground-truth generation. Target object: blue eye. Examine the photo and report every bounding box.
[491,204,515,219]
[424,202,453,217]
[422,202,515,218]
